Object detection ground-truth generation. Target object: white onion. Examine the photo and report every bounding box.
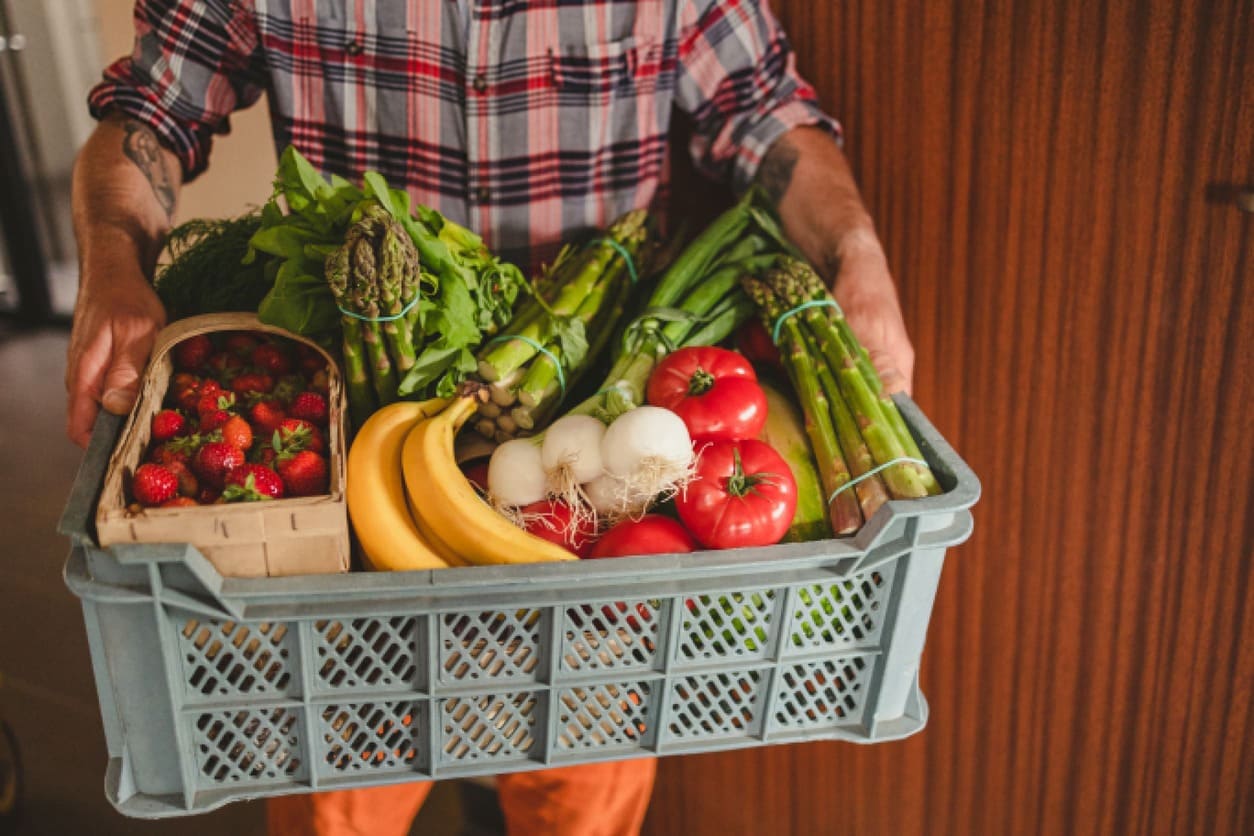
[582,472,633,517]
[541,415,606,485]
[487,438,547,507]
[600,406,693,501]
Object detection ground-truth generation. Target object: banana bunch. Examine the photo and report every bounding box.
[347,392,578,570]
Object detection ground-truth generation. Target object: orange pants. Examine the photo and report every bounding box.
[267,759,657,836]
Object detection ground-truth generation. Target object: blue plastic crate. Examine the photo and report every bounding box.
[59,396,979,818]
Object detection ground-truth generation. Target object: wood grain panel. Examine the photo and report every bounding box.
[644,1,1253,833]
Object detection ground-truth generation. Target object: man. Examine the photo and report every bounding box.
[66,1,914,833]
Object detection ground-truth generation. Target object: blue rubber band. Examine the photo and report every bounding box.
[771,299,838,344]
[827,457,930,504]
[337,296,420,323]
[487,334,566,400]
[592,237,638,284]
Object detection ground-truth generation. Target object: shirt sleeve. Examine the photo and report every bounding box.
[87,0,265,181]
[673,0,841,192]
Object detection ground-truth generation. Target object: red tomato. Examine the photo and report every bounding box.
[520,499,597,557]
[461,459,490,494]
[736,318,782,371]
[589,515,698,559]
[676,439,797,550]
[646,346,767,442]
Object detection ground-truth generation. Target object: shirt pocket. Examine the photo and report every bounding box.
[549,36,662,95]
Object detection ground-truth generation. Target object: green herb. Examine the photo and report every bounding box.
[155,213,270,318]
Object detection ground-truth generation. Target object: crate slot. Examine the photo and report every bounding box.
[560,600,661,675]
[769,655,873,732]
[438,691,539,764]
[674,589,778,665]
[666,671,765,741]
[177,617,295,700]
[439,609,544,685]
[318,700,423,775]
[191,706,304,786]
[555,681,653,751]
[313,616,419,692]
[785,570,892,654]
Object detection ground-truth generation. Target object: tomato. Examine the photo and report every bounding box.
[646,346,767,442]
[736,318,782,371]
[675,439,797,550]
[589,515,698,559]
[460,458,490,494]
[520,499,597,557]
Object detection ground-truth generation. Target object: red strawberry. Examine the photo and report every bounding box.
[223,464,286,501]
[231,372,274,397]
[220,415,253,451]
[277,419,325,453]
[251,343,293,376]
[151,409,186,442]
[296,344,327,376]
[277,450,328,497]
[198,379,225,398]
[309,369,330,394]
[271,375,306,406]
[248,400,286,436]
[173,335,212,371]
[193,441,246,488]
[165,460,199,497]
[149,435,201,467]
[197,391,236,419]
[251,441,278,467]
[196,486,222,505]
[132,463,179,507]
[160,497,199,508]
[224,333,261,357]
[289,391,328,424]
[199,409,230,432]
[208,351,244,380]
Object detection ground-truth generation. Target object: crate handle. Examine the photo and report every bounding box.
[58,411,126,547]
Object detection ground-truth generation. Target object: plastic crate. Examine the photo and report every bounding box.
[59,396,979,819]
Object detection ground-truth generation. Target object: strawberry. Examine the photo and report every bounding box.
[170,373,200,402]
[160,497,199,508]
[199,409,230,432]
[277,450,328,497]
[251,343,293,376]
[149,435,201,467]
[251,441,278,467]
[223,464,285,501]
[198,379,225,398]
[151,409,186,442]
[132,463,179,507]
[197,391,236,419]
[208,351,244,380]
[231,372,274,398]
[272,375,307,406]
[309,369,330,394]
[224,333,260,357]
[277,419,325,453]
[248,400,286,436]
[193,441,246,488]
[196,486,222,505]
[289,391,328,425]
[220,415,253,451]
[173,335,212,371]
[296,344,326,376]
[165,460,199,497]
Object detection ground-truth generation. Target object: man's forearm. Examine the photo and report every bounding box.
[755,126,880,278]
[72,112,183,281]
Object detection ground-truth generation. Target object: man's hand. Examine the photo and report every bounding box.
[66,267,166,447]
[756,127,915,394]
[67,113,182,447]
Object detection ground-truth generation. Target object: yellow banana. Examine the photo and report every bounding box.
[347,398,451,571]
[402,396,578,565]
[405,492,471,566]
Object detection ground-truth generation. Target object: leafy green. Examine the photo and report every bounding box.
[155,214,271,318]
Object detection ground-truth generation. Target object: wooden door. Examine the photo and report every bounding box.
[645,1,1253,833]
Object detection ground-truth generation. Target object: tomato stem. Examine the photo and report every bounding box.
[687,367,715,396]
[725,447,778,498]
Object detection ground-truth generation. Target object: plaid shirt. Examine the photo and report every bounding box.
[90,0,838,269]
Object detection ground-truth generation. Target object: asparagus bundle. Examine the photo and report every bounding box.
[474,210,654,440]
[743,256,940,535]
[325,203,420,425]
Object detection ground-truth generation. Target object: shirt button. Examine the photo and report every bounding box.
[472,74,488,94]
[473,186,491,204]
[345,39,363,56]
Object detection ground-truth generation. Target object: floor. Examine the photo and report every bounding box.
[0,324,490,835]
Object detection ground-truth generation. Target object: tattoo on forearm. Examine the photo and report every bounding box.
[121,120,175,219]
[755,138,799,207]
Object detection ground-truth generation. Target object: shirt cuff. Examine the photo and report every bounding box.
[88,79,214,181]
[730,99,842,194]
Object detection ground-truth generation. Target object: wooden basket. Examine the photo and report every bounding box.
[95,313,349,578]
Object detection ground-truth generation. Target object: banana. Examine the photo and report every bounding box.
[405,492,471,566]
[347,398,451,571]
[402,396,578,565]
